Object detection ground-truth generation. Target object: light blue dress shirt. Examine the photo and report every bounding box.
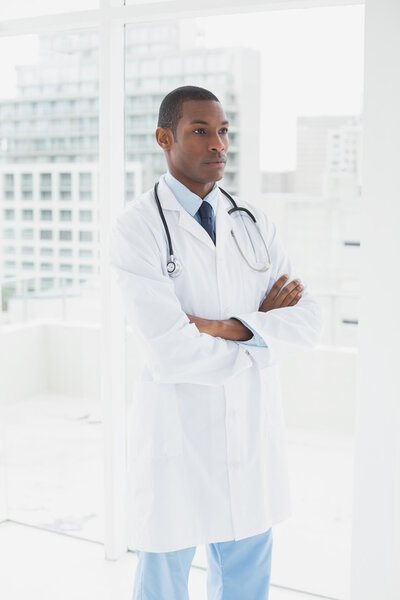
[164,171,267,348]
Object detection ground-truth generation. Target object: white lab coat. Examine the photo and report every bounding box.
[109,173,322,552]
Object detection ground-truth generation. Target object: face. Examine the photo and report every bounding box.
[156,99,229,195]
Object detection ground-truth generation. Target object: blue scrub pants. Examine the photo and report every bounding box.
[132,528,273,600]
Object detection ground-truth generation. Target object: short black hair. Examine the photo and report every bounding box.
[157,85,220,140]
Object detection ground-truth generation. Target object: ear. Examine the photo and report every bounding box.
[155,127,173,150]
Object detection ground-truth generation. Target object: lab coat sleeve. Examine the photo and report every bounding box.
[234,212,323,361]
[109,208,256,386]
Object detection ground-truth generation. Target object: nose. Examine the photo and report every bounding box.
[208,133,226,153]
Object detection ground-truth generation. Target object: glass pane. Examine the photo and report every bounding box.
[0,31,103,543]
[123,5,363,598]
[0,0,98,20]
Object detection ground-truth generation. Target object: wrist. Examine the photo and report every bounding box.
[221,318,253,342]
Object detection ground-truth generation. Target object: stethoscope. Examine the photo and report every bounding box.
[153,181,271,278]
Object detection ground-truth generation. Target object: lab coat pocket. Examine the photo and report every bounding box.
[129,381,183,460]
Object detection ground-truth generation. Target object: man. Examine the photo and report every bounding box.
[109,86,322,600]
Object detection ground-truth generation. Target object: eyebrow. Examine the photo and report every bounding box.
[189,120,230,125]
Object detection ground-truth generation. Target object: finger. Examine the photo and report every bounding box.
[267,274,289,300]
[275,280,303,306]
[288,292,302,307]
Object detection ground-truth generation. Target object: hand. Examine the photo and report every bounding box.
[259,274,303,313]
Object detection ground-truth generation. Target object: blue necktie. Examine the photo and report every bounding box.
[198,200,216,244]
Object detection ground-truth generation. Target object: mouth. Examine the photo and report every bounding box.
[204,159,226,167]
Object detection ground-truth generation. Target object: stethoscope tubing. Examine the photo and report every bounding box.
[153,181,271,274]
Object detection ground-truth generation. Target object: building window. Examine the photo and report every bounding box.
[3,228,15,240]
[5,191,14,200]
[40,173,52,187]
[21,173,33,188]
[40,209,52,221]
[40,230,53,240]
[22,228,34,240]
[4,246,15,254]
[4,260,16,269]
[22,247,34,255]
[79,172,92,188]
[59,248,73,257]
[60,210,72,221]
[79,249,93,258]
[59,230,72,241]
[79,190,92,201]
[22,209,34,220]
[4,209,15,220]
[3,173,14,188]
[79,230,93,242]
[40,247,53,256]
[59,173,71,188]
[60,263,73,272]
[60,191,71,200]
[22,262,34,271]
[22,190,33,200]
[79,264,93,273]
[40,263,53,271]
[79,210,92,222]
[40,277,54,289]
[40,190,52,200]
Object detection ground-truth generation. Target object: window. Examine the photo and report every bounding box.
[40,173,52,187]
[5,191,14,200]
[79,249,93,258]
[3,228,15,240]
[40,230,53,240]
[4,260,16,269]
[79,172,92,188]
[4,246,15,254]
[59,230,72,241]
[79,230,93,242]
[40,248,53,256]
[60,191,71,200]
[21,173,33,188]
[60,210,72,221]
[40,209,53,221]
[79,210,92,222]
[79,264,93,273]
[22,228,34,240]
[60,263,73,272]
[59,172,71,188]
[22,209,34,221]
[3,173,14,187]
[4,209,15,220]
[79,190,92,201]
[22,247,34,255]
[59,248,73,257]
[40,190,52,200]
[22,191,33,200]
[22,262,34,271]
[40,263,53,271]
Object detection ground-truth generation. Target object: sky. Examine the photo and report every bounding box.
[0,4,364,171]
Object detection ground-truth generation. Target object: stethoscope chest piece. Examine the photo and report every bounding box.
[167,255,182,277]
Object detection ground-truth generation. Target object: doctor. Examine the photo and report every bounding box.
[109,85,322,600]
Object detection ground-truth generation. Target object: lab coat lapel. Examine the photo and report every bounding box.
[215,188,232,250]
[157,176,216,251]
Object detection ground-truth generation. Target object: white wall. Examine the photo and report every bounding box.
[350,1,400,599]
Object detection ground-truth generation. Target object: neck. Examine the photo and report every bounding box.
[168,168,215,199]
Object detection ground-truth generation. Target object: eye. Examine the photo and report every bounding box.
[220,127,229,134]
[193,128,206,134]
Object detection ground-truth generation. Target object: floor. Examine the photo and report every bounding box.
[1,393,355,599]
[0,521,335,600]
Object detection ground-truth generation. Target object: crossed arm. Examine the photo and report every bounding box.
[186,274,304,341]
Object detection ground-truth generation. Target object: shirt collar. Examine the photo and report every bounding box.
[164,170,219,217]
